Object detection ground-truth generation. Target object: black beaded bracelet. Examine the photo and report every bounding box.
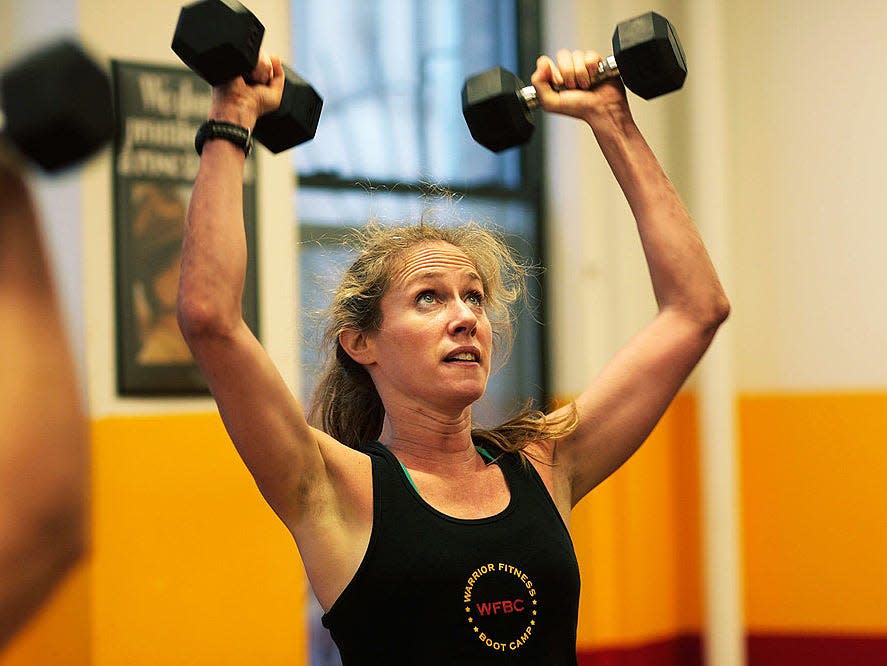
[194,120,253,157]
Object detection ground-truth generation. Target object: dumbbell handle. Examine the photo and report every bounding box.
[519,55,619,110]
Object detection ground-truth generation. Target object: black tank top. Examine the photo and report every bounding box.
[322,441,580,665]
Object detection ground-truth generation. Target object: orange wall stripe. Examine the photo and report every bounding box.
[1,412,309,666]
[570,393,702,648]
[90,412,308,665]
[740,392,887,633]
[8,392,884,662]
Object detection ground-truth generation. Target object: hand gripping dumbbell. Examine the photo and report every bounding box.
[171,0,322,153]
[462,11,687,153]
[0,40,114,171]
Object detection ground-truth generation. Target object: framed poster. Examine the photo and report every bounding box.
[111,60,259,395]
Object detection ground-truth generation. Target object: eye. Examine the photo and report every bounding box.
[466,291,485,307]
[416,290,436,305]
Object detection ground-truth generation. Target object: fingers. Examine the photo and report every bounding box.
[544,55,565,88]
[269,55,285,92]
[555,49,602,90]
[245,53,285,109]
[531,55,561,90]
[249,54,284,119]
[582,50,604,88]
[209,52,285,127]
[531,47,629,121]
[251,51,274,85]
[556,50,575,88]
[254,54,285,100]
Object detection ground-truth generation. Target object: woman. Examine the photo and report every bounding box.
[177,48,729,665]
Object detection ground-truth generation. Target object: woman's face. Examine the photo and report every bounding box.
[364,241,493,414]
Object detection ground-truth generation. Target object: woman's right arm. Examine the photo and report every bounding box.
[176,57,369,540]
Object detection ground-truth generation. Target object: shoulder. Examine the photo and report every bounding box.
[522,440,573,523]
[314,428,375,479]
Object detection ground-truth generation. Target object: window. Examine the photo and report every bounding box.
[291,2,544,663]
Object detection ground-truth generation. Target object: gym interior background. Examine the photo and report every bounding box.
[1,0,885,664]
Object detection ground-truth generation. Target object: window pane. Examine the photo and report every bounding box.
[291,0,522,187]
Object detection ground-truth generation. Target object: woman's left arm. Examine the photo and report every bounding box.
[533,50,730,507]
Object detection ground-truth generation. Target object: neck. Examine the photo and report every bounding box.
[379,402,477,470]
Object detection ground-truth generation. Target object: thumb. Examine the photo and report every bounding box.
[250,52,274,85]
[258,56,286,115]
[530,55,563,109]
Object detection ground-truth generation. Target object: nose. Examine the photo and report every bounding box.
[447,297,478,337]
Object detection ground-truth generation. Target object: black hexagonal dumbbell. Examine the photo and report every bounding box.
[462,11,687,153]
[1,39,114,171]
[171,0,322,153]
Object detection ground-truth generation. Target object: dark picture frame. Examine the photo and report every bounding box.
[111,60,259,395]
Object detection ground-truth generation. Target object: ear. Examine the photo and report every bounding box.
[338,329,376,366]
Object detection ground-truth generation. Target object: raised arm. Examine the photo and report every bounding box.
[0,157,88,647]
[175,56,371,577]
[177,57,323,520]
[531,50,730,508]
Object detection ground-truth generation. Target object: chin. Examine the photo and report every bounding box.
[426,371,489,411]
[450,383,488,408]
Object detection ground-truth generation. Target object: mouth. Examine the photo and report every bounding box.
[444,350,481,363]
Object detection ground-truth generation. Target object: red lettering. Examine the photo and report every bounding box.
[475,599,526,616]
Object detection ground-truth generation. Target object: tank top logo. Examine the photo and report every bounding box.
[463,561,537,653]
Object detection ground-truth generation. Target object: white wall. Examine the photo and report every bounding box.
[542,0,685,399]
[543,0,887,397]
[727,0,887,391]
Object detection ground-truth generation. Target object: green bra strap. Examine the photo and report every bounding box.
[399,446,495,492]
[399,461,418,492]
[475,445,495,462]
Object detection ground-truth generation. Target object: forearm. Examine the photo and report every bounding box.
[0,166,88,646]
[531,50,728,328]
[177,78,268,337]
[590,111,729,327]
[178,138,250,335]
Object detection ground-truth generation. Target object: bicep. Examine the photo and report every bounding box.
[187,321,375,600]
[553,310,719,505]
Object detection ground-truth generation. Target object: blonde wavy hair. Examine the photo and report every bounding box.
[308,219,577,455]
